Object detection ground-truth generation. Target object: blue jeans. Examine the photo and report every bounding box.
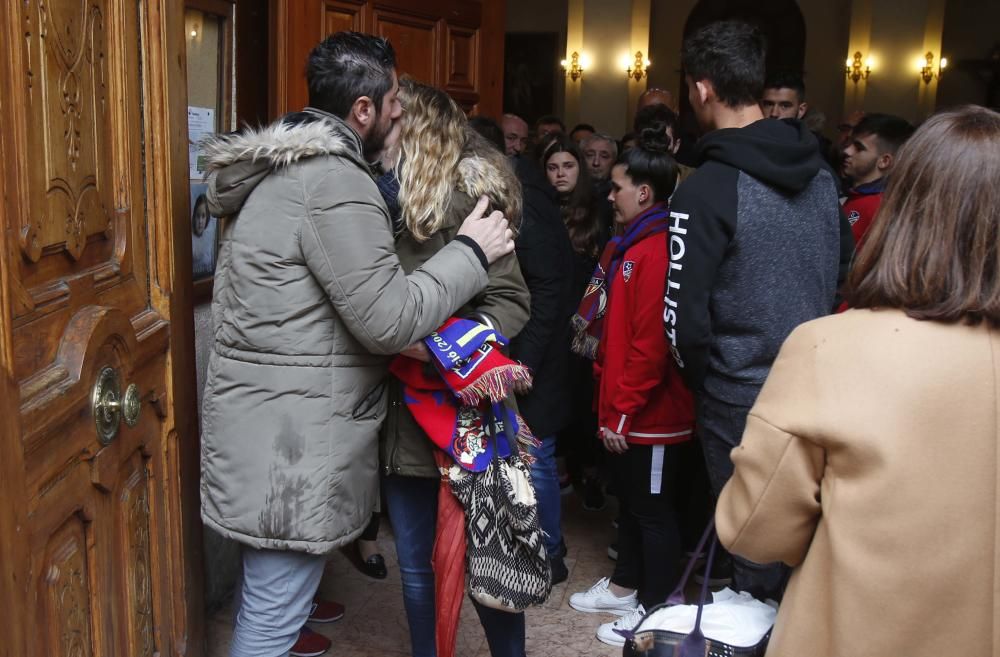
[697,394,790,601]
[528,434,562,558]
[229,547,326,657]
[383,474,526,657]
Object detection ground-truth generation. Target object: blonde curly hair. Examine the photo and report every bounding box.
[394,79,521,242]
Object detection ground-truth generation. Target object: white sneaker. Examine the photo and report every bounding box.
[596,604,646,647]
[568,577,638,615]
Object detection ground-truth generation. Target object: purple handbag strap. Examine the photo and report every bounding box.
[677,525,717,657]
[618,518,717,647]
[666,518,716,605]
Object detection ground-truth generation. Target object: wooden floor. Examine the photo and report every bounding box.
[207,490,629,657]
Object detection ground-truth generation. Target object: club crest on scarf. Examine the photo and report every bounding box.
[391,318,536,472]
[571,203,671,359]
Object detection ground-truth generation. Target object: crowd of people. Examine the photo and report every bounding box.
[200,19,999,657]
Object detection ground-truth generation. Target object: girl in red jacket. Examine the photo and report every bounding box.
[568,126,695,647]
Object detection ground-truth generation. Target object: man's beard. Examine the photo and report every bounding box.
[363,113,392,160]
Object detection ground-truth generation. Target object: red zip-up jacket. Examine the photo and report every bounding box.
[594,234,694,445]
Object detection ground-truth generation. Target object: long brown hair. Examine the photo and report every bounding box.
[542,136,602,258]
[846,105,1000,327]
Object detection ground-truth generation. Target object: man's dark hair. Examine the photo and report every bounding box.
[468,116,505,153]
[306,32,396,119]
[570,123,595,136]
[764,71,806,100]
[681,20,766,108]
[851,113,916,154]
[536,114,566,132]
[633,104,678,135]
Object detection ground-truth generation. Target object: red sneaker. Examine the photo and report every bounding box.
[307,598,345,623]
[289,627,331,657]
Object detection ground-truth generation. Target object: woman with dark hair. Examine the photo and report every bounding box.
[542,136,608,510]
[716,105,1000,657]
[568,125,695,647]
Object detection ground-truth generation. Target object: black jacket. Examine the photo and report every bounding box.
[663,118,854,406]
[510,156,576,437]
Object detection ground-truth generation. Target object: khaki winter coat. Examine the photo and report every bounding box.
[380,133,530,478]
[717,308,999,657]
[199,110,490,554]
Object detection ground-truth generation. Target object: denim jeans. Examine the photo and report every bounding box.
[229,547,326,657]
[697,394,790,601]
[383,474,526,657]
[528,434,562,558]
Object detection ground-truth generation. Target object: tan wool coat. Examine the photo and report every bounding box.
[717,308,999,657]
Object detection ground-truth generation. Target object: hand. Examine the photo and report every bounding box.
[600,427,629,454]
[400,341,431,362]
[456,196,515,265]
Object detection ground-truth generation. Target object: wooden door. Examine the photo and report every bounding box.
[270,0,506,118]
[0,2,203,657]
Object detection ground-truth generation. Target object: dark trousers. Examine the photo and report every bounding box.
[383,474,526,657]
[697,394,790,601]
[610,443,683,609]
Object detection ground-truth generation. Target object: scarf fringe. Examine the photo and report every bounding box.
[570,332,598,360]
[457,364,533,406]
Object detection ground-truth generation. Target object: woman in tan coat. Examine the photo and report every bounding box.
[716,105,1000,657]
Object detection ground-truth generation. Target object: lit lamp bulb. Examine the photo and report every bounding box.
[940,57,948,70]
[865,56,874,70]
[580,53,592,70]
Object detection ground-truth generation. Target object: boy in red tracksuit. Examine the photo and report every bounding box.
[567,137,695,647]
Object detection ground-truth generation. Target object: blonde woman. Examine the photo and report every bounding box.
[377,80,530,657]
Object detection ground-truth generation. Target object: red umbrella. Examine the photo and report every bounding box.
[432,451,466,657]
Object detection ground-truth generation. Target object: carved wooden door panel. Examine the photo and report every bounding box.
[270,0,506,117]
[0,2,200,657]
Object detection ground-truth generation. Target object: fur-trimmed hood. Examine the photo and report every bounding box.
[202,109,369,217]
[453,130,523,228]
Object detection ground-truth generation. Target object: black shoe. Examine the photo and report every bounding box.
[581,479,607,512]
[550,556,568,585]
[360,554,388,579]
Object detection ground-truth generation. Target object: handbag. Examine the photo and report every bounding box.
[621,520,773,657]
[447,406,552,612]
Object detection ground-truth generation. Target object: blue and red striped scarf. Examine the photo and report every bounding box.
[570,203,671,358]
[389,318,535,472]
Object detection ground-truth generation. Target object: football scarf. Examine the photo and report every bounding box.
[389,318,534,472]
[570,203,671,359]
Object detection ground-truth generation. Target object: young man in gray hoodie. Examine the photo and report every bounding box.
[663,20,854,601]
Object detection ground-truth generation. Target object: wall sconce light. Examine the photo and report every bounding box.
[916,51,947,84]
[561,51,585,82]
[624,51,650,81]
[845,51,872,84]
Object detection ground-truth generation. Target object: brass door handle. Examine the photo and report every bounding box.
[91,366,142,444]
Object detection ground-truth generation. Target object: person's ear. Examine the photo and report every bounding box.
[638,183,652,204]
[877,152,894,172]
[694,80,712,106]
[350,96,376,133]
[797,102,809,119]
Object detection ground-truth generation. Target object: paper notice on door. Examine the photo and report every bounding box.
[188,106,216,180]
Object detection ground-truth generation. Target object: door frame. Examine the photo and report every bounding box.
[141,2,206,653]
